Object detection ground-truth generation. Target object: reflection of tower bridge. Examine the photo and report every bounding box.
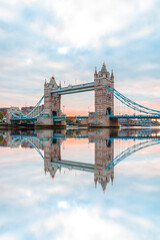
[5,62,160,127]
[3,129,160,191]
[9,135,44,149]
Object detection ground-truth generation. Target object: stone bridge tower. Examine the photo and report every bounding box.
[95,62,114,116]
[88,62,119,127]
[44,76,61,117]
[37,76,62,126]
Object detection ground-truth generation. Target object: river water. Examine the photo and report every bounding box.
[0,128,160,240]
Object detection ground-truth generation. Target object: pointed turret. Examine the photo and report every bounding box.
[101,62,107,73]
[94,177,98,188]
[111,173,114,185]
[101,178,107,192]
[111,70,114,81]
[94,67,98,79]
[50,75,56,86]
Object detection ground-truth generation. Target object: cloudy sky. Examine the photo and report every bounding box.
[0,0,160,115]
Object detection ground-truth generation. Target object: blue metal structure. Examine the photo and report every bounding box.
[10,135,44,159]
[105,138,160,170]
[51,84,160,120]
[8,134,160,172]
[106,85,160,118]
[10,96,44,121]
[10,82,160,122]
[52,133,89,139]
[53,115,88,122]
[110,115,160,119]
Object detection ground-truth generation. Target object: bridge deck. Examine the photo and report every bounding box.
[53,116,88,122]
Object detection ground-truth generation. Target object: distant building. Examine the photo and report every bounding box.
[120,118,156,126]
[21,106,34,114]
[0,107,9,116]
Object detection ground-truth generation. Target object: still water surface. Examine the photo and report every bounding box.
[0,128,160,240]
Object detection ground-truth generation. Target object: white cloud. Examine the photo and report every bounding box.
[0,234,18,240]
[27,0,156,48]
[108,208,153,229]
[107,37,123,47]
[58,200,69,209]
[137,63,160,71]
[0,7,16,21]
[116,77,160,100]
[58,46,69,54]
[0,0,159,108]
[30,207,135,240]
[138,0,154,12]
[117,158,160,178]
[107,26,153,47]
[25,58,32,65]
[45,60,67,70]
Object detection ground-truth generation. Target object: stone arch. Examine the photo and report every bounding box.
[52,111,57,116]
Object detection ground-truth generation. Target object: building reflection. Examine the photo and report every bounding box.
[1,128,160,192]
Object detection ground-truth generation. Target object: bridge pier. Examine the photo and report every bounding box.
[6,107,21,125]
[88,115,119,128]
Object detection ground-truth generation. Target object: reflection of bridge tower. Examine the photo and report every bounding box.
[88,63,119,127]
[89,129,114,191]
[94,138,114,191]
[44,137,61,179]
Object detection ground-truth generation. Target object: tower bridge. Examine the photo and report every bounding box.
[6,62,160,127]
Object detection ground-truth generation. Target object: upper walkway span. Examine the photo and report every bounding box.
[50,82,94,95]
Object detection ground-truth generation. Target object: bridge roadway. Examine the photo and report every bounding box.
[53,115,88,122]
[53,133,160,140]
[10,133,160,142]
[50,82,94,95]
[111,115,160,119]
[53,114,160,122]
[11,114,160,121]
